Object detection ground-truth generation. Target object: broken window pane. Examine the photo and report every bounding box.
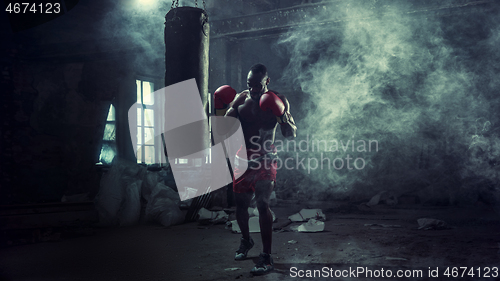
[99,143,116,165]
[103,124,116,141]
[98,103,117,165]
[107,104,115,121]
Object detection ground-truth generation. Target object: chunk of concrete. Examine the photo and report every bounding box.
[417,218,450,230]
[249,207,277,222]
[288,209,326,222]
[367,191,398,206]
[197,207,228,224]
[296,219,325,232]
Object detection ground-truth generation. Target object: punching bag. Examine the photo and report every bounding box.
[165,7,209,103]
[163,6,212,205]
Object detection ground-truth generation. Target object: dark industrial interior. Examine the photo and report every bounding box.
[1,0,500,280]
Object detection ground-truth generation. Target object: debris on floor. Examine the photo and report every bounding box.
[417,218,451,230]
[228,207,278,233]
[270,191,277,206]
[366,191,398,206]
[288,240,298,244]
[144,182,184,227]
[248,207,277,222]
[94,157,146,226]
[290,218,325,232]
[224,268,241,271]
[248,207,257,216]
[273,220,293,231]
[231,216,260,233]
[95,158,185,228]
[288,209,326,222]
[197,208,228,224]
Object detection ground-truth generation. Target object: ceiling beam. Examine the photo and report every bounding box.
[210,0,499,39]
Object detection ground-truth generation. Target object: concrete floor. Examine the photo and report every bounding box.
[1,201,499,281]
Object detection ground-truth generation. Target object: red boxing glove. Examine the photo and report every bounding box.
[259,91,286,122]
[214,85,236,116]
[214,85,236,109]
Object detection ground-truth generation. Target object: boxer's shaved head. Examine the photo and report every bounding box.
[247,64,270,100]
[249,63,268,79]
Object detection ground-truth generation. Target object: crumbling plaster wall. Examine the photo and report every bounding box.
[1,47,139,204]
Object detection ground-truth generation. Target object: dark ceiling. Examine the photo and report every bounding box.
[1,0,499,61]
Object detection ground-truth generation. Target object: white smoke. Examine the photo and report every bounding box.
[98,0,201,71]
[276,1,500,200]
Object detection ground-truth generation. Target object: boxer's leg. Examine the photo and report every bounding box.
[251,179,275,275]
[234,191,254,260]
[254,180,274,254]
[235,191,252,240]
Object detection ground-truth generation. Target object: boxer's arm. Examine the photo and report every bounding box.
[276,94,297,139]
[225,91,247,118]
[214,85,237,116]
[213,91,246,137]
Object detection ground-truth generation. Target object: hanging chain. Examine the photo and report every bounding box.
[170,0,179,9]
[171,0,205,11]
[169,0,180,21]
[169,0,207,18]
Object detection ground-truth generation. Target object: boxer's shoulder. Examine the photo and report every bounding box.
[269,90,289,110]
[269,90,284,99]
[231,90,249,107]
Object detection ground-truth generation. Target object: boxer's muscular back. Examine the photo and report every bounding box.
[226,90,281,151]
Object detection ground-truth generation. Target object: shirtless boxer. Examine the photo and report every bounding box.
[214,64,297,275]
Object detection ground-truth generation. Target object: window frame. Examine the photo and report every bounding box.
[136,78,158,165]
[97,103,117,165]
